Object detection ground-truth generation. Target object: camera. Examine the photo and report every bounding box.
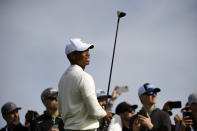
[137,108,147,118]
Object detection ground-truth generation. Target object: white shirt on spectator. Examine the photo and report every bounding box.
[108,114,122,131]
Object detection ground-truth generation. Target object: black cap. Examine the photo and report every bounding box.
[115,102,138,114]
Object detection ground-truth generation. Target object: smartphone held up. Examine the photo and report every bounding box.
[116,86,129,94]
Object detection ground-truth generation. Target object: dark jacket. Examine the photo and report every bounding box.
[30,111,64,131]
[0,123,29,131]
[130,108,171,131]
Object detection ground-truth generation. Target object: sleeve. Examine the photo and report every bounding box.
[108,114,122,131]
[80,73,107,119]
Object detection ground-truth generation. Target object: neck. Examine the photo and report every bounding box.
[143,104,155,113]
[122,119,130,128]
[47,109,59,116]
[71,64,85,70]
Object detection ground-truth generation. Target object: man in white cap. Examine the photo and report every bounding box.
[96,87,122,131]
[131,83,171,131]
[0,102,29,131]
[58,38,106,131]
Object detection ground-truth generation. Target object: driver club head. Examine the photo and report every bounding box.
[117,11,126,18]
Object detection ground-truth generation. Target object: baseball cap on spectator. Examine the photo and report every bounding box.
[188,92,197,104]
[41,88,58,102]
[96,89,111,99]
[138,83,161,96]
[115,102,138,114]
[65,38,94,55]
[1,102,21,115]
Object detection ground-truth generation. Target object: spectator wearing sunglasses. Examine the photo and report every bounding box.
[30,88,64,131]
[130,83,171,131]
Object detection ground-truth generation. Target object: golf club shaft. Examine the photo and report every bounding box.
[106,17,120,99]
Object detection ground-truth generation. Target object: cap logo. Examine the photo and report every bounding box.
[144,83,149,91]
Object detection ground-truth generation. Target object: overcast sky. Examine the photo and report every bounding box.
[1,0,197,127]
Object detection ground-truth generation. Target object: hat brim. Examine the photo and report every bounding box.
[130,104,138,110]
[76,44,94,52]
[145,88,161,94]
[9,107,22,113]
[88,44,94,49]
[97,95,112,99]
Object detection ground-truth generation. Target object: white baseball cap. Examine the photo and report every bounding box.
[65,38,94,55]
[188,92,197,104]
[138,83,161,96]
[96,89,111,99]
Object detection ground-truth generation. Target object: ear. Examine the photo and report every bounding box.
[68,52,77,63]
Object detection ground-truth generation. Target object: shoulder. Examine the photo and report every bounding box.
[33,113,49,124]
[152,108,171,121]
[154,108,169,116]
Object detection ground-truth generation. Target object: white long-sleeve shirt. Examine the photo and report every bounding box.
[58,65,106,130]
[108,114,122,131]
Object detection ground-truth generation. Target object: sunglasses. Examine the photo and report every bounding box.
[145,91,157,96]
[47,96,57,101]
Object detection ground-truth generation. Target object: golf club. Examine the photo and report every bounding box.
[106,11,126,103]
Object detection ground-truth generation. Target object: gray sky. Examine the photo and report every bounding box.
[1,0,197,127]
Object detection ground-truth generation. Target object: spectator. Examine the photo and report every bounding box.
[176,92,197,131]
[175,103,192,131]
[30,88,64,131]
[108,101,137,131]
[58,38,106,131]
[130,83,171,131]
[0,102,29,131]
[25,110,39,127]
[188,92,197,130]
[162,101,182,131]
[96,86,122,131]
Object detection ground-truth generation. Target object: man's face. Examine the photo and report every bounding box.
[122,109,135,121]
[140,91,157,105]
[71,50,90,69]
[3,109,20,125]
[98,97,107,109]
[44,95,58,111]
